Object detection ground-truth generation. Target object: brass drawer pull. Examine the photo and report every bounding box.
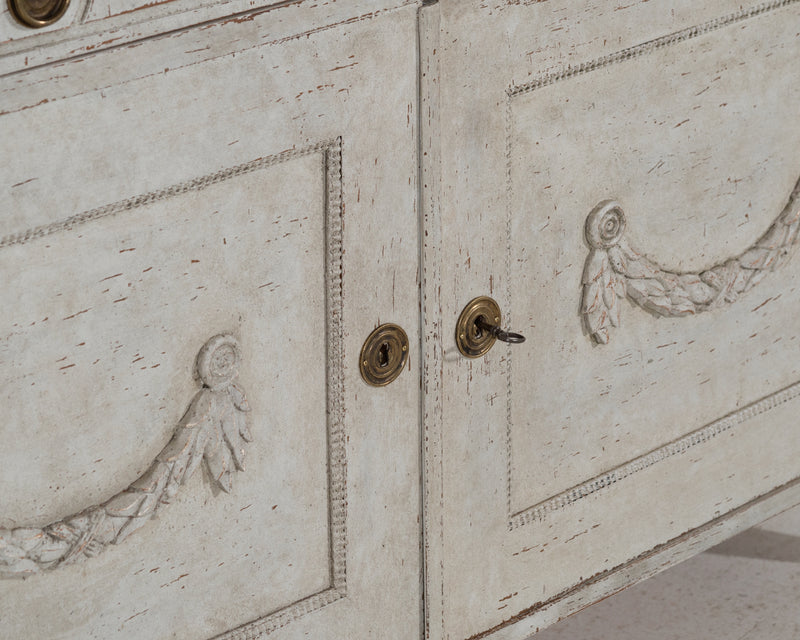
[455,296,525,358]
[8,0,70,28]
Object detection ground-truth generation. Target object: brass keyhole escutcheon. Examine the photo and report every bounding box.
[455,296,526,358]
[8,0,70,27]
[360,323,409,387]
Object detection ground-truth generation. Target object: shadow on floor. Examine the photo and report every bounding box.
[707,527,800,563]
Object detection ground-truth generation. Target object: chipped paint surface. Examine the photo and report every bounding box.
[5,0,800,637]
[0,1,417,76]
[423,1,800,639]
[0,2,421,638]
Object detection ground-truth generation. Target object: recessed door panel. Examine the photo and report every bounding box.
[423,2,800,638]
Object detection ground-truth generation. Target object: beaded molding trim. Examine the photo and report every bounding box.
[1,140,347,638]
[504,1,800,528]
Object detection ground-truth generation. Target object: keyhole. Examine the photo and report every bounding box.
[378,342,391,368]
[473,315,486,339]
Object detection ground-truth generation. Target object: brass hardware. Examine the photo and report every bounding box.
[360,323,409,387]
[455,296,526,358]
[8,0,70,27]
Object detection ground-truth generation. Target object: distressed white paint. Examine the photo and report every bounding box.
[508,12,800,516]
[5,0,800,638]
[0,0,417,77]
[1,333,256,577]
[422,1,800,639]
[0,2,421,638]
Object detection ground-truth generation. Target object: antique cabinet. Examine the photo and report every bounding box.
[0,1,422,638]
[2,0,800,638]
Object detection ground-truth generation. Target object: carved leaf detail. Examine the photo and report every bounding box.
[228,382,251,413]
[205,433,234,494]
[0,334,251,578]
[677,274,715,305]
[740,246,777,270]
[221,407,246,472]
[581,179,800,343]
[581,249,626,344]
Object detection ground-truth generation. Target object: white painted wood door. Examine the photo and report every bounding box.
[422,1,800,638]
[0,2,421,638]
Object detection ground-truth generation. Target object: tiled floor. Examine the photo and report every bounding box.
[534,505,800,639]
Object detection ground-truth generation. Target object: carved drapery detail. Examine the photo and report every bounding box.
[581,178,800,343]
[0,334,251,578]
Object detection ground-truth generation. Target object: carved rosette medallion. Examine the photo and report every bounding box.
[0,334,251,578]
[581,178,800,343]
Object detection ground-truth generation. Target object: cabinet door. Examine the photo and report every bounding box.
[422,2,800,639]
[0,2,421,638]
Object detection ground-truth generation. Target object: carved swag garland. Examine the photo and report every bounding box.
[0,334,251,578]
[581,177,800,344]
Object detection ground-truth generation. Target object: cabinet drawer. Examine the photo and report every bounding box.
[0,3,420,638]
[0,0,407,77]
[422,1,800,638]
